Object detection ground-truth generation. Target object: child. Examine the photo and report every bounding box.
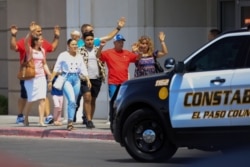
[51,73,64,126]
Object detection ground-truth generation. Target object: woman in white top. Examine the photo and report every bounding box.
[24,22,51,127]
[48,39,91,131]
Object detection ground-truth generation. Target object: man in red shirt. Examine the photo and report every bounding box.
[99,34,139,99]
[10,22,60,124]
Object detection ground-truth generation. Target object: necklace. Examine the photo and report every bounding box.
[142,54,150,57]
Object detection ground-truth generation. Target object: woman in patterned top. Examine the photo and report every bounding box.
[132,32,168,77]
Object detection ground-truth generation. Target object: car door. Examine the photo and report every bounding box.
[229,36,250,126]
[169,35,245,128]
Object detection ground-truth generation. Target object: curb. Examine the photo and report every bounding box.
[0,127,114,140]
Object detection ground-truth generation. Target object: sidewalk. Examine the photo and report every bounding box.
[0,115,114,141]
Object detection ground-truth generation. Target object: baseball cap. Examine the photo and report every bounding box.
[113,34,126,42]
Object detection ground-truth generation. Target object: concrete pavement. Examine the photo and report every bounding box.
[0,115,114,141]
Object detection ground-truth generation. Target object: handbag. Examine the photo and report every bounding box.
[154,57,164,73]
[17,55,35,80]
[53,73,67,90]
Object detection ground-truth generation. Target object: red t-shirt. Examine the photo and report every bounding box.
[16,38,53,63]
[100,49,137,84]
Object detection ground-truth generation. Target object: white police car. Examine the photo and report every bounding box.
[110,28,250,162]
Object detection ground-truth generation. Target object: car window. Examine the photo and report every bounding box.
[244,44,250,68]
[186,36,250,72]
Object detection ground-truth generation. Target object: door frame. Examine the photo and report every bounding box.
[235,0,250,29]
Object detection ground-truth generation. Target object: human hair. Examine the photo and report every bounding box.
[67,38,74,45]
[81,23,93,34]
[83,31,94,40]
[31,35,39,48]
[210,29,221,37]
[138,35,154,56]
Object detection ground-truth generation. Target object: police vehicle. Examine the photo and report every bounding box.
[110,28,250,162]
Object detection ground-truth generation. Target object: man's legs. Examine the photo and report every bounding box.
[108,84,120,127]
[108,84,119,99]
[89,79,102,127]
[83,92,93,128]
[17,80,27,124]
[73,80,87,123]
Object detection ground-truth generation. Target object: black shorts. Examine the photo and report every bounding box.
[80,79,102,98]
[20,80,27,99]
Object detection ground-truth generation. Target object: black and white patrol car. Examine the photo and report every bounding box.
[110,28,250,162]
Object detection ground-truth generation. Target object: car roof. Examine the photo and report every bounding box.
[222,26,250,34]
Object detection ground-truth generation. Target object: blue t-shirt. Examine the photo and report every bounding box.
[77,38,101,47]
[51,76,63,96]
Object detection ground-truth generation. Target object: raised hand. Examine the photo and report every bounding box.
[158,32,166,42]
[131,43,139,53]
[29,21,36,33]
[100,40,106,47]
[54,25,60,37]
[10,25,18,36]
[117,17,126,29]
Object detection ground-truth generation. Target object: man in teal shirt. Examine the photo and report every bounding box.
[74,17,126,124]
[78,17,126,47]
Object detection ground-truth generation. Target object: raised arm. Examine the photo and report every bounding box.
[10,25,18,51]
[24,22,37,58]
[96,40,106,58]
[99,17,126,42]
[51,25,60,52]
[156,32,168,58]
[131,42,143,60]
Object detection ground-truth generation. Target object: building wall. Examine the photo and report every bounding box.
[6,0,67,117]
[2,0,221,119]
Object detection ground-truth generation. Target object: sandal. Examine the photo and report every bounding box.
[54,121,62,126]
[67,122,75,131]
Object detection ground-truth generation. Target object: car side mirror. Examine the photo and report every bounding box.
[164,58,176,72]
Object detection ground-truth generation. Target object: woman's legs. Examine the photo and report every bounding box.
[90,97,97,120]
[38,98,46,126]
[24,101,33,126]
[63,75,80,130]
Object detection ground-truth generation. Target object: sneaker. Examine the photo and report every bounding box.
[45,114,54,124]
[82,115,87,125]
[86,120,95,129]
[16,114,24,124]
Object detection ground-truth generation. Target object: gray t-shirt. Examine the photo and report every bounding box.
[87,48,99,79]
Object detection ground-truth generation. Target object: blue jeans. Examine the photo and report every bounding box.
[62,73,80,121]
[109,84,119,99]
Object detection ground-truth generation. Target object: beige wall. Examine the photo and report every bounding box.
[1,0,221,118]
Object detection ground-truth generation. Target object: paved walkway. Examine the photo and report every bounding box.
[0,115,114,141]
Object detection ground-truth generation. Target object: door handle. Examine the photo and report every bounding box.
[210,78,225,83]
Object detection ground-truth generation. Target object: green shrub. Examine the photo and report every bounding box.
[0,95,8,115]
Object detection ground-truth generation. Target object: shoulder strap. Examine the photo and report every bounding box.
[40,47,46,64]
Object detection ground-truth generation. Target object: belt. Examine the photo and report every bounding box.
[62,72,79,76]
